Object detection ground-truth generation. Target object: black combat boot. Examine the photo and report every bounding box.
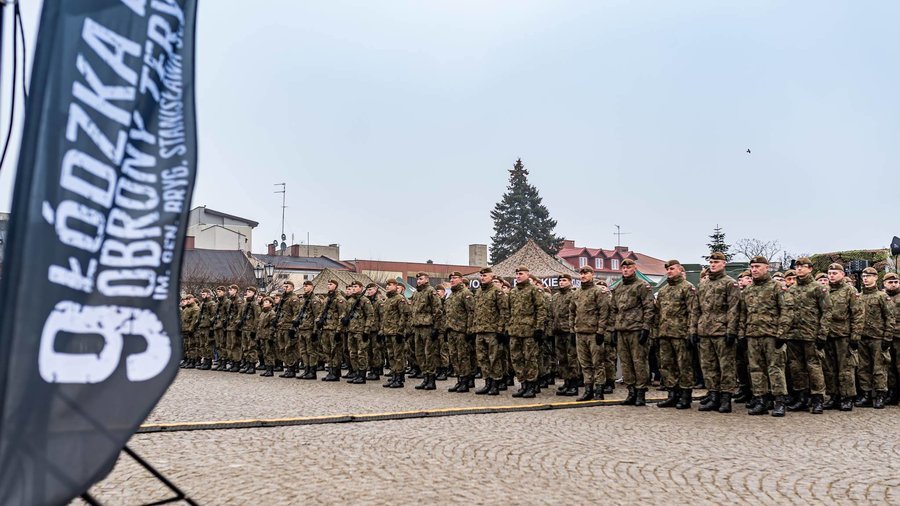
[391,373,405,388]
[622,386,637,405]
[352,370,366,384]
[854,391,872,407]
[260,366,274,377]
[593,384,605,400]
[810,394,824,414]
[732,387,752,404]
[409,367,423,379]
[456,376,470,393]
[699,391,720,412]
[467,376,475,388]
[718,392,732,413]
[179,359,188,368]
[198,360,211,370]
[748,397,768,415]
[214,360,226,371]
[887,389,900,406]
[556,379,570,395]
[522,381,536,399]
[840,396,854,411]
[346,370,359,383]
[576,384,594,402]
[512,381,527,398]
[448,377,462,392]
[322,367,339,382]
[274,362,284,372]
[475,378,492,395]
[822,394,839,410]
[366,369,379,381]
[436,368,448,381]
[538,376,549,389]
[603,379,615,394]
[764,395,774,410]
[342,367,355,379]
[282,366,296,379]
[873,391,886,409]
[787,391,809,411]
[424,375,437,390]
[238,361,248,373]
[635,389,646,407]
[383,374,396,388]
[414,374,429,390]
[244,363,256,374]
[771,396,786,417]
[657,388,678,408]
[474,368,483,379]
[564,381,579,396]
[487,379,500,396]
[506,374,515,387]
[676,389,692,410]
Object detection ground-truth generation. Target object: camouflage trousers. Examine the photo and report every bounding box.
[510,336,540,383]
[181,332,195,360]
[214,327,226,362]
[389,334,406,374]
[196,328,214,360]
[368,333,386,370]
[414,327,441,375]
[822,336,858,398]
[658,337,693,389]
[787,340,825,395]
[241,330,258,363]
[575,333,606,387]
[261,337,277,366]
[539,334,556,378]
[347,332,369,372]
[605,341,617,383]
[318,330,341,368]
[736,338,751,390]
[226,329,242,362]
[746,336,787,396]
[618,330,649,390]
[404,336,417,369]
[277,329,298,367]
[555,332,578,381]
[441,335,451,369]
[890,341,900,390]
[698,336,736,393]
[476,333,505,381]
[298,330,318,367]
[448,330,474,377]
[857,338,889,392]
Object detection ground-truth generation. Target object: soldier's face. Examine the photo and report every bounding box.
[350,285,361,295]
[817,277,828,287]
[709,259,725,273]
[622,264,636,277]
[304,285,314,295]
[245,289,255,298]
[385,284,396,294]
[274,296,282,304]
[515,271,528,283]
[450,276,462,287]
[263,300,272,309]
[437,289,446,298]
[580,272,593,283]
[739,276,751,288]
[283,283,293,293]
[327,282,337,292]
[862,273,877,288]
[666,265,680,279]
[774,276,785,286]
[228,288,238,297]
[216,290,225,298]
[417,276,428,287]
[750,263,768,279]
[366,287,377,297]
[885,280,899,291]
[492,279,502,289]
[480,273,494,285]
[796,265,812,277]
[785,276,796,287]
[201,292,209,299]
[559,278,571,289]
[828,270,844,283]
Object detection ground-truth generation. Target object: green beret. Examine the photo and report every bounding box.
[883,272,899,281]
[749,256,768,265]
[664,259,681,269]
[815,272,827,281]
[708,252,727,261]
[621,259,635,267]
[784,270,796,278]
[557,274,572,281]
[479,267,493,274]
[366,283,377,289]
[416,271,428,278]
[449,271,463,279]
[827,263,844,272]
[515,265,529,273]
[739,270,751,278]
[245,286,258,294]
[862,267,877,275]
[350,281,363,288]
[579,265,594,273]
[795,257,813,267]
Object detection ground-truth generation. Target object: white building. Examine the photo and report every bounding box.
[186,206,258,252]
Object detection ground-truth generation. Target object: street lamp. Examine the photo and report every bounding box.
[265,263,275,279]
[253,263,265,288]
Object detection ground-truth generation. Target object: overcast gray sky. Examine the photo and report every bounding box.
[1,1,897,265]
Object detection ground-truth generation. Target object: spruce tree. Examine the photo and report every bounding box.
[489,158,564,264]
[705,224,732,262]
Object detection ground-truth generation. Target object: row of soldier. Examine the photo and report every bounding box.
[178,252,899,416]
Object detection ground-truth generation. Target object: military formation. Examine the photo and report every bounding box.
[179,253,900,417]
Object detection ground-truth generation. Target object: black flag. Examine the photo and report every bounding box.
[0,1,197,503]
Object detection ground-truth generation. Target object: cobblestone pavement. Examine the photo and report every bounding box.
[76,370,900,505]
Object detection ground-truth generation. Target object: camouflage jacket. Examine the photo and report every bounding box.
[889,289,900,340]
[785,274,831,341]
[409,285,444,328]
[197,298,217,329]
[826,281,863,341]
[692,271,739,337]
[257,307,276,340]
[655,276,697,339]
[278,291,302,331]
[316,291,348,332]
[473,283,510,334]
[239,298,260,333]
[609,276,656,332]
[860,286,895,340]
[550,287,576,333]
[507,280,548,337]
[180,302,199,333]
[226,295,244,331]
[367,293,386,332]
[444,284,475,334]
[344,293,376,334]
[569,281,611,334]
[738,275,789,338]
[294,293,323,331]
[214,295,230,330]
[378,291,409,336]
[543,292,553,335]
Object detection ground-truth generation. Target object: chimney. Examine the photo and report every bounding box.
[468,244,488,267]
[562,239,575,249]
[615,246,629,252]
[185,236,195,251]
[267,243,276,255]
[290,244,300,257]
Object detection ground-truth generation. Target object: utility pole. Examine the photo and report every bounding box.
[274,183,286,253]
[613,224,631,247]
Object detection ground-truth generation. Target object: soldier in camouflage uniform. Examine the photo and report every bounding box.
[195,288,217,370]
[855,267,896,409]
[294,281,323,380]
[317,280,348,382]
[691,252,740,413]
[538,283,556,389]
[276,281,302,378]
[782,258,831,414]
[180,295,200,368]
[213,286,229,370]
[444,272,476,393]
[569,265,611,401]
[610,258,656,406]
[655,260,698,410]
[474,268,510,396]
[409,272,444,391]
[733,271,753,403]
[738,256,791,416]
[341,281,377,384]
[551,274,579,396]
[238,287,261,374]
[225,284,244,372]
[882,273,900,405]
[365,283,387,380]
[822,263,864,411]
[257,297,278,376]
[506,266,547,398]
[379,279,410,388]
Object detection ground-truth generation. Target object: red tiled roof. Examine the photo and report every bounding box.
[351,260,481,276]
[633,252,666,276]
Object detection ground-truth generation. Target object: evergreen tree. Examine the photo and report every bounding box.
[705,224,732,262]
[489,158,564,264]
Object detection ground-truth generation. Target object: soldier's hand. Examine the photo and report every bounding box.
[689,334,699,347]
[638,329,650,346]
[725,334,736,347]
[430,328,440,340]
[815,339,825,351]
[594,333,604,346]
[340,316,351,327]
[881,340,891,352]
[533,329,544,341]
[849,340,859,351]
[774,338,786,349]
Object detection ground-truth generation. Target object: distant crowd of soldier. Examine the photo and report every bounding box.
[178,251,900,416]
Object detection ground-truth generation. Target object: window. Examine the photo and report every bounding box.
[611,259,619,270]
[579,257,587,268]
[595,258,603,269]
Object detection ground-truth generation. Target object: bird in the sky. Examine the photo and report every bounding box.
[746,149,751,154]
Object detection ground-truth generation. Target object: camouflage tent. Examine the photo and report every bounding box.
[308,268,384,295]
[488,239,579,280]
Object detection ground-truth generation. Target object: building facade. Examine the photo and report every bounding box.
[186,206,258,252]
[557,239,666,284]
